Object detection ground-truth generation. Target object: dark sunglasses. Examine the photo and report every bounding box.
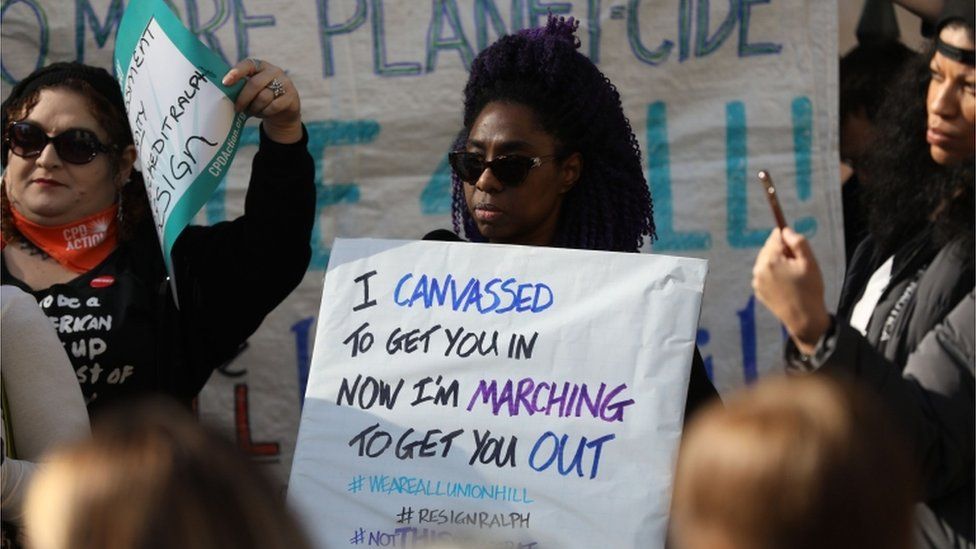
[448,151,557,188]
[6,121,113,165]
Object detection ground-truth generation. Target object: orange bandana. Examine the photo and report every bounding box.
[10,205,119,273]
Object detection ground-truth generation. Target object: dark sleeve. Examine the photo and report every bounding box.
[787,293,975,500]
[168,123,316,394]
[684,346,721,424]
[422,229,464,241]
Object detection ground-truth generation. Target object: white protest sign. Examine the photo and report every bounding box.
[113,0,246,282]
[289,238,707,548]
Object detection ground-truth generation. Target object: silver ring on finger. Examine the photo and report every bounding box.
[267,77,285,99]
[247,58,262,74]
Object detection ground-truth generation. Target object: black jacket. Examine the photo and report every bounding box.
[788,230,974,549]
[2,125,316,415]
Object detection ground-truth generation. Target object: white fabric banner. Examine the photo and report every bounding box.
[0,0,840,489]
[290,238,706,548]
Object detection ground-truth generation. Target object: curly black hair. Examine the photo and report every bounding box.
[840,40,915,122]
[451,16,654,252]
[860,40,974,262]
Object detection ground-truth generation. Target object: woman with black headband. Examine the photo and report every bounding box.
[0,59,315,416]
[752,4,974,547]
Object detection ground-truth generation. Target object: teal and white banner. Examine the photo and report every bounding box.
[113,0,246,285]
[2,1,840,493]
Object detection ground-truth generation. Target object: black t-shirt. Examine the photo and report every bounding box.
[3,248,160,411]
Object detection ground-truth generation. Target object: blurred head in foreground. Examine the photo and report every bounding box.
[670,376,915,549]
[24,398,311,549]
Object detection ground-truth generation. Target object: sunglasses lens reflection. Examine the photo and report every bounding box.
[10,123,46,156]
[57,130,101,163]
[458,154,484,182]
[491,157,530,186]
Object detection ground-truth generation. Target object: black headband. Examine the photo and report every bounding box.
[936,37,976,65]
[1,62,130,168]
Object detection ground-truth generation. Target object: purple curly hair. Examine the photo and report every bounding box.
[451,16,655,252]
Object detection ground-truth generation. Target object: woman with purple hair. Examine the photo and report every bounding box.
[431,16,718,419]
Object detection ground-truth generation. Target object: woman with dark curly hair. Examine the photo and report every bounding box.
[428,16,717,418]
[0,59,315,416]
[448,19,652,252]
[752,4,974,547]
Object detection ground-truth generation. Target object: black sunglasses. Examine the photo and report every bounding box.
[448,151,557,188]
[6,121,113,165]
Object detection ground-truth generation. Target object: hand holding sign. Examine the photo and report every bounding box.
[222,59,302,145]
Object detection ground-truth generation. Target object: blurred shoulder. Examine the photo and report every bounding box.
[1,284,39,318]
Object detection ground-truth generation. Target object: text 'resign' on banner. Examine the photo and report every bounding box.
[289,238,708,548]
[113,0,247,298]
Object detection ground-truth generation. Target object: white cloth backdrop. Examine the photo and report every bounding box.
[0,0,841,487]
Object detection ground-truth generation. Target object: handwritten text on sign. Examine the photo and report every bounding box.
[115,0,246,287]
[122,19,218,235]
[289,239,707,548]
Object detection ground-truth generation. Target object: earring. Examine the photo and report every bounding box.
[116,187,125,224]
